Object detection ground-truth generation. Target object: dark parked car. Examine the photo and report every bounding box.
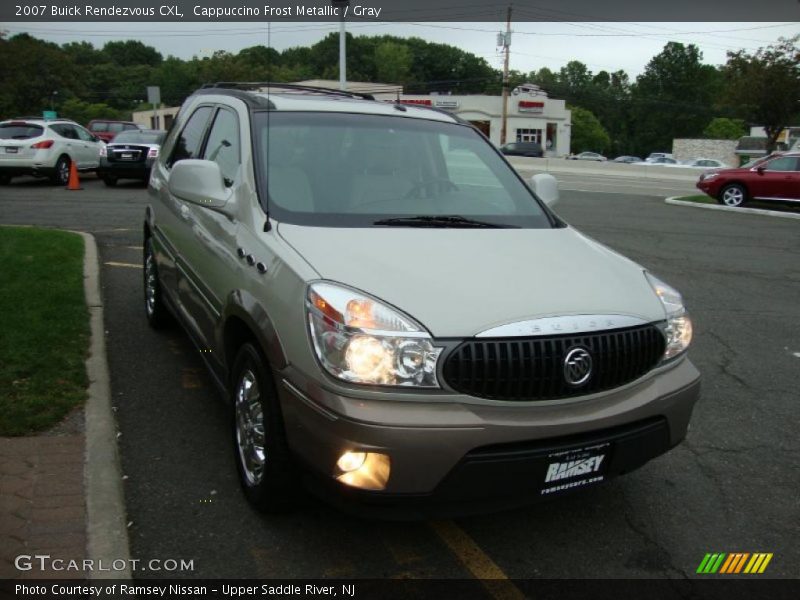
[97,129,166,186]
[499,141,544,157]
[696,152,800,207]
[87,120,141,143]
[613,156,642,164]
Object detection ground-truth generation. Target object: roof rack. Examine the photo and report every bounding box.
[200,82,375,101]
[11,116,77,122]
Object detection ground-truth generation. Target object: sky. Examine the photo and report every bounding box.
[4,21,799,79]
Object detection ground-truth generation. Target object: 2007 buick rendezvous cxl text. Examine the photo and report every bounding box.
[143,83,700,517]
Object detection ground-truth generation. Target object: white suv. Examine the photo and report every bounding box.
[0,118,104,185]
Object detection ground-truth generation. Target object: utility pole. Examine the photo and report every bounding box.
[499,4,512,145]
[332,0,350,90]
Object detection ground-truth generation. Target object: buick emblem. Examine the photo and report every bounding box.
[563,347,593,386]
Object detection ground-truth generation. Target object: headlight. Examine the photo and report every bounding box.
[306,282,442,387]
[645,273,693,360]
[700,172,718,181]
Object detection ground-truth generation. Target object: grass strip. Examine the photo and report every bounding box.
[0,227,89,435]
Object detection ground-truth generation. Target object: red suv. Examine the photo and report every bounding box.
[696,152,800,207]
[87,120,141,143]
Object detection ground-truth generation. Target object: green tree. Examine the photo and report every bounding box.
[58,98,128,125]
[569,105,611,153]
[723,36,800,153]
[374,42,412,84]
[703,117,747,140]
[630,43,722,155]
[102,40,162,67]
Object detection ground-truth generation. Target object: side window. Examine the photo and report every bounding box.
[168,106,212,168]
[90,122,107,132]
[75,126,94,142]
[108,123,124,134]
[764,157,798,172]
[202,108,240,185]
[52,124,78,140]
[124,124,138,131]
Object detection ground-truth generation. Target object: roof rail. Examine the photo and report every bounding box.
[200,82,375,101]
[11,116,77,122]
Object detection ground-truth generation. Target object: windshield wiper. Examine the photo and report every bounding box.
[373,215,514,228]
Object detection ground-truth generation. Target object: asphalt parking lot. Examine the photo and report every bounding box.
[1,174,798,583]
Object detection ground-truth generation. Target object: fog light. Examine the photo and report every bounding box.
[335,451,391,490]
[336,451,366,473]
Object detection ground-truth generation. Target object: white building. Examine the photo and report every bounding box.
[397,84,571,156]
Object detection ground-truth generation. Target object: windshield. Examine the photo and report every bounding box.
[112,131,164,144]
[740,155,772,168]
[253,112,552,228]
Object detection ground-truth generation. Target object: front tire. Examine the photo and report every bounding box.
[231,343,298,513]
[102,175,118,187]
[719,184,747,207]
[143,237,170,328]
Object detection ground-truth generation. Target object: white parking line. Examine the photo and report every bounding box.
[104,261,142,269]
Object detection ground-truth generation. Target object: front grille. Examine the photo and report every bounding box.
[108,145,147,163]
[442,324,665,401]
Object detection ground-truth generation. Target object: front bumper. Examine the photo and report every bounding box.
[277,357,701,517]
[97,158,154,179]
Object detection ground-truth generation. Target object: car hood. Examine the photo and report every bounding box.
[277,224,667,337]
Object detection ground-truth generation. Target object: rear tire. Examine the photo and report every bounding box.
[51,156,70,186]
[231,342,298,513]
[0,175,10,185]
[103,176,117,187]
[143,237,170,328]
[719,184,747,207]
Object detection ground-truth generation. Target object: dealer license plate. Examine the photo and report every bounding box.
[540,442,609,496]
[5,147,18,153]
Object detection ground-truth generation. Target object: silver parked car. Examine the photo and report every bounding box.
[144,83,700,516]
[567,151,607,161]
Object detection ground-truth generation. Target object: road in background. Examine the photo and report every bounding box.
[1,175,797,581]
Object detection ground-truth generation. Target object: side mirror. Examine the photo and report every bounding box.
[529,173,559,207]
[756,166,766,175]
[168,159,232,212]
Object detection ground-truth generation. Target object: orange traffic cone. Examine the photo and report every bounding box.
[66,161,82,190]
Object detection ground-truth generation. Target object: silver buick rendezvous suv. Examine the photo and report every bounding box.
[144,83,700,516]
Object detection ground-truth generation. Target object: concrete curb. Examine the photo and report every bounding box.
[76,231,132,580]
[664,196,800,220]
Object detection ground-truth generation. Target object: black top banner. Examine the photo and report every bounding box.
[2,0,799,22]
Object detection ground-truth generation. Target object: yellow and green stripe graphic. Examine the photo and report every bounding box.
[697,552,773,574]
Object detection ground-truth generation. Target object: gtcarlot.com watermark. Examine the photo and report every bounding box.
[14,554,194,573]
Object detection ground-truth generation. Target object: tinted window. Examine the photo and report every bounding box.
[75,126,95,142]
[51,124,79,140]
[764,156,799,171]
[124,124,138,130]
[202,109,240,185]
[113,131,165,144]
[108,123,125,133]
[0,123,44,139]
[89,122,108,132]
[168,107,212,167]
